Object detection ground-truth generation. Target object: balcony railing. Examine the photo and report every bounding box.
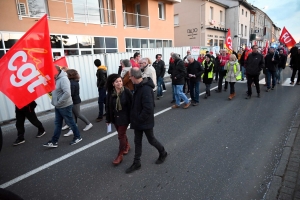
[16,0,116,26]
[123,12,149,29]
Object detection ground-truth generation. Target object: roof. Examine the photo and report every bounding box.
[206,0,229,9]
[238,0,255,11]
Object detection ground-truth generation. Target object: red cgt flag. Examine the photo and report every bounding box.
[262,40,269,57]
[0,14,56,109]
[54,56,68,69]
[279,27,296,49]
[225,28,233,54]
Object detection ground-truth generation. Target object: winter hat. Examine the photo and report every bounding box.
[205,54,211,59]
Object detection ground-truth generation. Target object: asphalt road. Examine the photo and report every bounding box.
[0,68,299,200]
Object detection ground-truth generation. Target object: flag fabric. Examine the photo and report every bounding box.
[54,56,68,69]
[279,27,296,49]
[0,14,55,109]
[262,41,269,57]
[225,29,233,54]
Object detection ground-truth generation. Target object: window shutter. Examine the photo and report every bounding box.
[17,3,26,15]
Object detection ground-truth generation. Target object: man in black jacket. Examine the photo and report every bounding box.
[170,53,191,109]
[265,47,279,91]
[94,59,107,122]
[187,55,204,106]
[152,54,166,100]
[290,47,300,85]
[277,49,287,83]
[245,45,265,99]
[125,68,167,174]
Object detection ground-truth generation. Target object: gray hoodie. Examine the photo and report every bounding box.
[51,70,73,108]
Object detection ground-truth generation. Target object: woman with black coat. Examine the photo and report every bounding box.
[63,69,93,137]
[106,74,133,165]
[202,54,214,99]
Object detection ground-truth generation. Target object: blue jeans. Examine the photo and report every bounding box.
[190,81,200,103]
[173,85,189,106]
[172,84,175,101]
[157,77,163,97]
[98,88,106,118]
[241,66,245,79]
[52,105,81,143]
[267,69,276,89]
[277,68,283,82]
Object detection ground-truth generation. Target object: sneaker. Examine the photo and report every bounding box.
[36,131,46,138]
[64,130,73,137]
[162,90,167,93]
[266,88,271,92]
[215,89,221,93]
[245,95,251,99]
[70,137,82,145]
[192,103,199,106]
[155,151,168,164]
[83,123,93,131]
[125,162,141,174]
[156,97,160,100]
[96,117,103,122]
[183,102,191,109]
[271,87,275,90]
[43,140,58,148]
[62,124,69,130]
[170,100,175,103]
[172,105,180,109]
[13,138,25,146]
[257,93,260,98]
[290,82,294,85]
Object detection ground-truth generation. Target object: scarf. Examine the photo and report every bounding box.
[121,67,131,78]
[112,87,124,111]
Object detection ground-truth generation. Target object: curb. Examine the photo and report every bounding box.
[264,107,300,200]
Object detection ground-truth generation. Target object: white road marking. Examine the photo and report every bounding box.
[282,78,297,87]
[0,85,218,189]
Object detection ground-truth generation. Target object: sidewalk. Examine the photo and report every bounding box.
[265,106,300,199]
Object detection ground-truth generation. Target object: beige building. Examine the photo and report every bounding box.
[0,0,180,59]
[174,0,228,49]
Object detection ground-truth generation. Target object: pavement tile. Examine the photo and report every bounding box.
[285,176,297,183]
[290,157,300,163]
[295,191,300,198]
[283,180,296,189]
[286,171,298,178]
[279,193,292,200]
[281,186,294,195]
[289,161,300,168]
[287,165,299,172]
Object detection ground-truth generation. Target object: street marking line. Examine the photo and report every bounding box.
[282,78,297,87]
[0,85,218,189]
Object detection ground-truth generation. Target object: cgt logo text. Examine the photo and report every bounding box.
[187,28,198,39]
[8,49,51,93]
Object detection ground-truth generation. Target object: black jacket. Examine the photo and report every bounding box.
[130,78,155,130]
[170,59,186,85]
[214,56,220,72]
[245,52,265,75]
[187,60,204,82]
[292,53,300,70]
[96,68,107,89]
[265,53,279,72]
[240,51,246,66]
[70,79,81,104]
[118,66,122,75]
[15,101,37,112]
[152,60,166,78]
[278,54,287,69]
[106,87,133,126]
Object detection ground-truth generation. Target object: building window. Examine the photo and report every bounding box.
[17,3,26,15]
[207,39,213,46]
[214,39,218,46]
[220,11,223,24]
[246,11,248,17]
[174,14,179,26]
[149,40,156,48]
[156,40,162,48]
[219,40,224,49]
[210,7,214,20]
[245,26,247,37]
[241,24,243,36]
[27,0,48,17]
[158,2,165,20]
[125,38,172,51]
[242,9,244,15]
[251,14,254,22]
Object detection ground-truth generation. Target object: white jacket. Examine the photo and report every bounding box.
[142,64,157,91]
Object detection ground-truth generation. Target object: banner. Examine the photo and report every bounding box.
[279,27,296,49]
[225,29,233,53]
[262,40,269,57]
[54,56,68,69]
[0,14,55,109]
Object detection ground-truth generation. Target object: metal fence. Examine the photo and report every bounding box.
[0,47,190,122]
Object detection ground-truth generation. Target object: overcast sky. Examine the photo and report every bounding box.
[247,0,300,43]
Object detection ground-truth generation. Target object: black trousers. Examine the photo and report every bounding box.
[291,68,300,83]
[229,82,236,94]
[247,74,260,96]
[16,108,45,140]
[133,129,165,162]
[218,70,228,91]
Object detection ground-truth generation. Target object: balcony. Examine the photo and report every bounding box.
[16,0,116,26]
[123,12,149,29]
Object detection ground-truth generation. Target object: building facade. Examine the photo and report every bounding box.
[220,0,254,51]
[0,0,180,59]
[174,0,228,49]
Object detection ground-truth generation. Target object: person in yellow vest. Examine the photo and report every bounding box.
[225,54,241,100]
[202,54,214,99]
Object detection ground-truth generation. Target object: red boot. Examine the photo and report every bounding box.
[112,153,123,165]
[123,142,130,155]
